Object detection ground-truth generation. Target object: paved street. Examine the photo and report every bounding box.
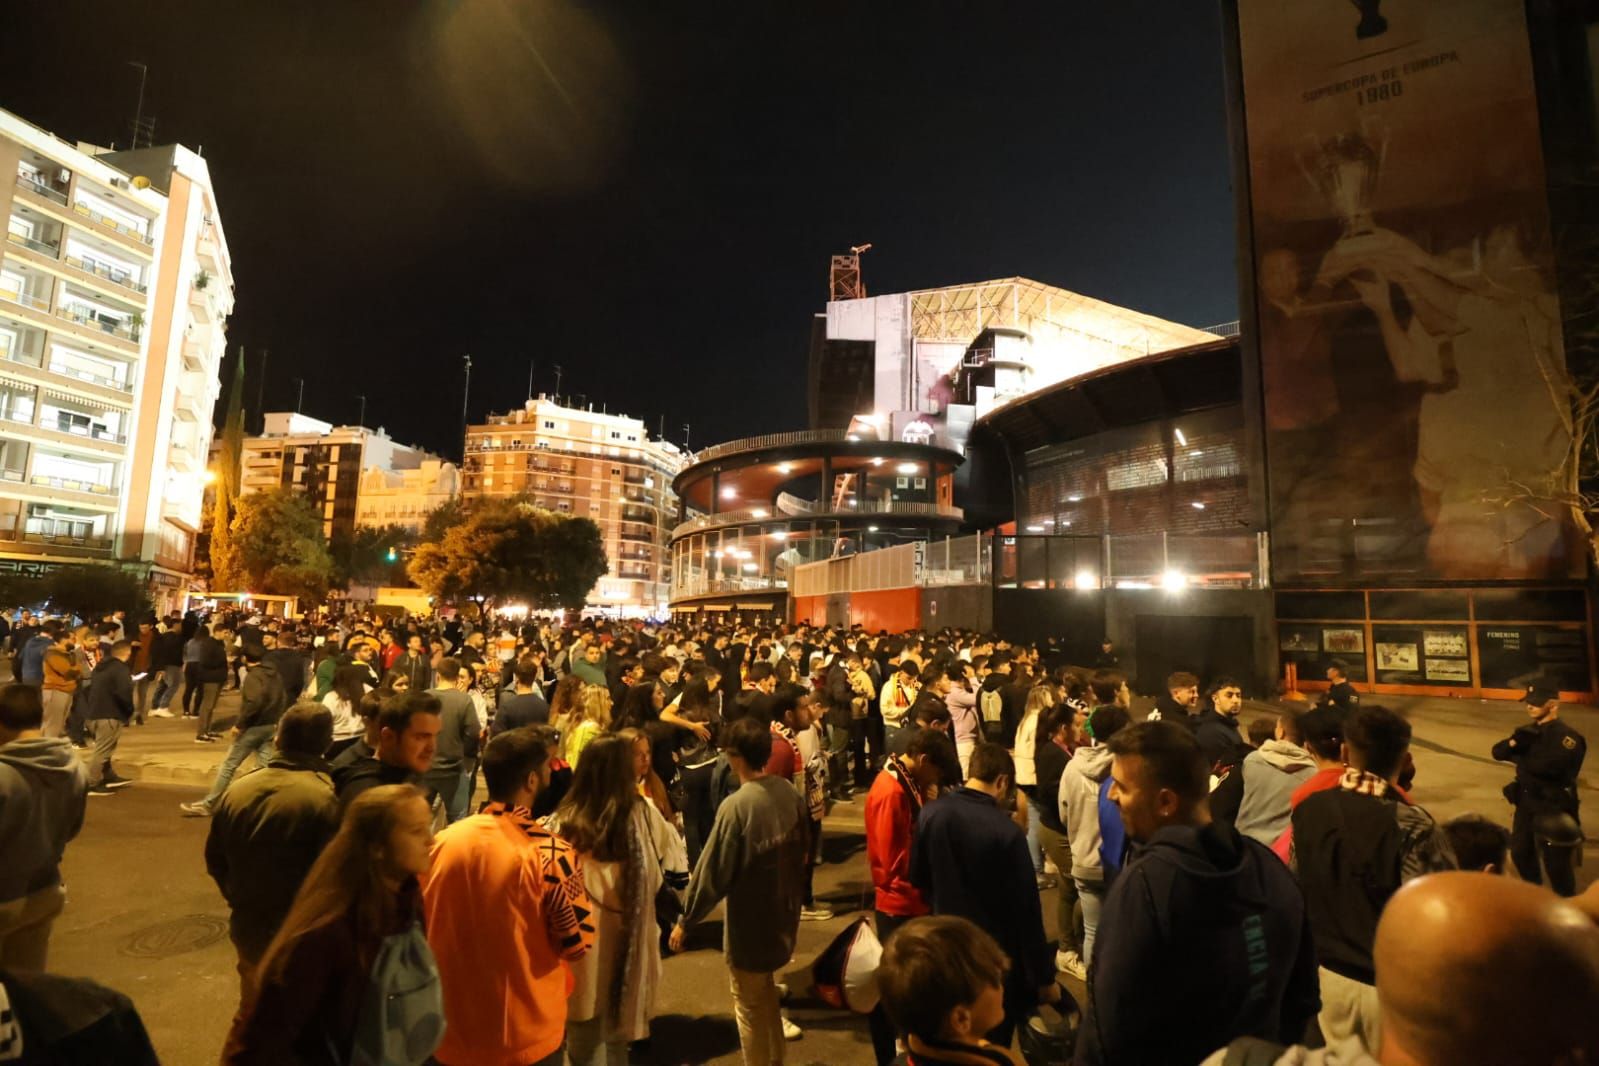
[37,691,1597,1065]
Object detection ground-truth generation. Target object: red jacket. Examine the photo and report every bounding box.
[866,759,929,917]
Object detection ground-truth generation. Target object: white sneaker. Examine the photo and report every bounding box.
[148,708,175,718]
[799,906,834,922]
[1056,948,1086,981]
[781,1015,802,1041]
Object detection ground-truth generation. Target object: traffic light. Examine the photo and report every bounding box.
[386,547,398,563]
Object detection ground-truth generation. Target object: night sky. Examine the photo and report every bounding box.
[0,2,1239,459]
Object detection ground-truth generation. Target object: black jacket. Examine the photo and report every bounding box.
[1075,822,1318,1066]
[196,636,230,684]
[150,630,186,670]
[262,649,309,701]
[1492,719,1586,817]
[1291,784,1455,983]
[84,658,134,721]
[1034,740,1070,833]
[1194,708,1247,771]
[1152,694,1197,732]
[909,787,1053,1013]
[237,662,289,731]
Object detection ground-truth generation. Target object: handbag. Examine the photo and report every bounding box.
[644,812,686,936]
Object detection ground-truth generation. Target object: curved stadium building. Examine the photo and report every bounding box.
[668,428,963,616]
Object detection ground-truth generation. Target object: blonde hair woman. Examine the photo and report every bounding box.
[1014,683,1057,886]
[561,684,613,769]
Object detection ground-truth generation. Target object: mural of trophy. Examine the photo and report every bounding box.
[1308,131,1385,239]
[1347,0,1388,39]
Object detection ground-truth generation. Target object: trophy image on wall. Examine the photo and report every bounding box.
[1305,131,1386,239]
[1347,0,1388,39]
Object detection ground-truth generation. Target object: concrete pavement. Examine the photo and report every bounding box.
[37,689,1599,1066]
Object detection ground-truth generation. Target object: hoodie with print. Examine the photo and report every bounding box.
[0,736,88,903]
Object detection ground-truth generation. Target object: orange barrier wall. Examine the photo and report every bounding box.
[792,596,825,625]
[852,589,922,634]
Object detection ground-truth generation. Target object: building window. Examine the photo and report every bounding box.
[543,420,555,429]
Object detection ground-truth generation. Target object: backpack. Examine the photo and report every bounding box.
[979,687,1005,742]
[347,922,445,1066]
[812,915,884,1013]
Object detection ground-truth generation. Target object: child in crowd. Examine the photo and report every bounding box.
[876,915,1025,1066]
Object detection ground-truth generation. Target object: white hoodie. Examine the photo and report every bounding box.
[1058,744,1114,883]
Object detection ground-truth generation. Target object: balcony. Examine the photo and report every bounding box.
[0,513,113,553]
[29,473,116,496]
[690,428,854,465]
[41,419,128,447]
[53,304,140,344]
[5,230,60,258]
[670,498,964,540]
[62,254,146,295]
[44,358,134,394]
[0,285,51,313]
[71,201,154,246]
[14,173,68,207]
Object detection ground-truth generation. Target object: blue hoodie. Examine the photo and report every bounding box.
[1076,821,1319,1066]
[1097,777,1127,878]
[17,634,52,685]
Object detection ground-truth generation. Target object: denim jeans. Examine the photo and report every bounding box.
[201,724,277,807]
[1023,787,1046,875]
[152,665,183,709]
[1076,878,1105,965]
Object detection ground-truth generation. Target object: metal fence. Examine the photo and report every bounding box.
[792,534,991,597]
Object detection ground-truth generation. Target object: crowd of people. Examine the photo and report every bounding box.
[0,606,1595,1065]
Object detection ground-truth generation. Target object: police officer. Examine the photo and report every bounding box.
[1492,683,1586,896]
[1320,659,1361,712]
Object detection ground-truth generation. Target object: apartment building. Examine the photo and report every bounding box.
[461,395,685,614]
[242,413,444,544]
[0,108,234,613]
[356,459,459,533]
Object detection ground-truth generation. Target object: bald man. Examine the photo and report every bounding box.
[1202,872,1599,1065]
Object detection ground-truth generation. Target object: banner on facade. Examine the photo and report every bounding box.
[1237,0,1579,582]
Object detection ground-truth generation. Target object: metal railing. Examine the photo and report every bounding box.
[689,428,855,465]
[46,420,127,445]
[29,474,116,496]
[0,287,51,312]
[5,231,60,257]
[21,523,113,551]
[46,360,133,392]
[63,255,146,294]
[15,174,69,206]
[53,305,140,342]
[671,498,963,540]
[670,573,787,599]
[792,534,991,597]
[72,202,154,245]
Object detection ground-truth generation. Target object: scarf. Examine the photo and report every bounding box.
[1338,766,1391,799]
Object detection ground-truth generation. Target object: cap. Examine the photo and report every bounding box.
[1524,683,1558,707]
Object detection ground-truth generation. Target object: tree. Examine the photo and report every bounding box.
[421,497,467,544]
[228,488,338,603]
[208,348,248,589]
[408,498,608,612]
[43,565,151,623]
[331,524,416,587]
